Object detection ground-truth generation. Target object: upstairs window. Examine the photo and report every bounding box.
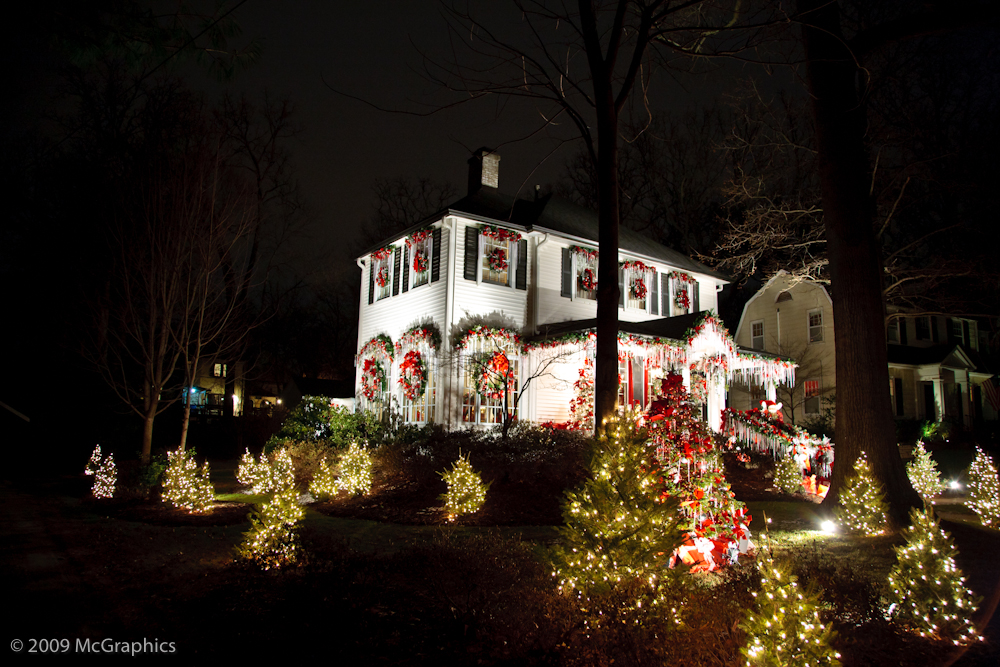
[406,230,433,289]
[465,225,526,290]
[371,246,394,301]
[916,316,930,340]
[574,246,598,300]
[751,320,764,351]
[887,320,900,344]
[667,271,698,316]
[620,260,651,311]
[213,363,227,378]
[808,309,824,343]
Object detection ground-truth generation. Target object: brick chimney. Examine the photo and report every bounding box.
[467,147,500,195]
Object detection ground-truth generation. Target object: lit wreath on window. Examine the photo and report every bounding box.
[580,268,597,291]
[478,351,513,400]
[398,350,428,401]
[412,249,429,274]
[675,286,690,310]
[361,358,386,401]
[375,265,390,288]
[488,247,508,272]
[630,277,647,300]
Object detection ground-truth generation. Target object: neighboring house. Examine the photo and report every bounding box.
[187,359,246,417]
[733,271,998,427]
[731,272,835,426]
[355,148,795,431]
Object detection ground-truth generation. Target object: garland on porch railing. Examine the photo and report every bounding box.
[721,405,834,482]
[398,350,428,401]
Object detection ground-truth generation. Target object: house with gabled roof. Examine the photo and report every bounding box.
[355,148,796,430]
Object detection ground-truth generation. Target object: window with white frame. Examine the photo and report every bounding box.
[481,234,512,286]
[808,309,824,343]
[213,363,227,378]
[621,261,650,311]
[751,320,764,351]
[373,251,392,300]
[461,346,521,425]
[575,251,598,300]
[399,354,435,424]
[804,378,821,414]
[409,235,432,289]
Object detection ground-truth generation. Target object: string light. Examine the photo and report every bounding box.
[907,441,946,499]
[84,444,103,476]
[238,448,295,494]
[336,442,373,496]
[773,452,805,495]
[885,506,982,645]
[238,486,305,570]
[439,452,488,520]
[92,453,117,499]
[309,459,339,500]
[966,447,1000,528]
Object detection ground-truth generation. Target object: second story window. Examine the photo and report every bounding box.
[620,260,651,311]
[406,230,433,289]
[751,320,764,350]
[887,320,900,344]
[213,363,227,378]
[371,246,394,301]
[573,246,598,300]
[470,224,523,288]
[916,316,931,340]
[808,309,824,343]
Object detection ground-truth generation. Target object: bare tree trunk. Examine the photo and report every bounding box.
[798,0,920,525]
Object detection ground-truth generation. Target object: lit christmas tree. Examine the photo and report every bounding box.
[741,542,841,666]
[92,454,117,499]
[162,448,214,512]
[773,453,805,495]
[336,442,373,496]
[646,373,752,570]
[440,452,489,520]
[237,448,265,489]
[551,413,683,602]
[885,505,981,645]
[309,459,339,500]
[84,444,103,476]
[966,447,1000,528]
[238,487,305,570]
[569,360,594,431]
[906,441,946,500]
[241,448,296,494]
[834,452,889,535]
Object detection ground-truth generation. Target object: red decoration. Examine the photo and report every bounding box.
[375,265,390,288]
[488,247,508,272]
[478,351,513,400]
[580,268,597,291]
[413,249,429,273]
[398,350,428,401]
[361,358,386,401]
[480,224,522,243]
[675,286,690,310]
[630,277,647,300]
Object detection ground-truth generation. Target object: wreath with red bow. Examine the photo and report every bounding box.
[398,350,428,401]
[361,358,386,401]
[478,351,513,400]
[580,268,597,291]
[375,265,390,288]
[675,287,690,310]
[488,247,508,272]
[630,277,647,300]
[413,249,429,274]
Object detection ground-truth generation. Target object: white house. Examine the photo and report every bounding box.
[355,149,795,431]
[733,271,999,428]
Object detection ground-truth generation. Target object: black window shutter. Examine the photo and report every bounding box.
[431,228,442,282]
[894,378,904,416]
[931,316,938,343]
[561,248,572,297]
[402,246,409,292]
[618,267,625,308]
[516,239,527,290]
[368,260,374,304]
[392,247,401,295]
[464,227,478,281]
[693,281,700,312]
[650,270,659,315]
[899,317,907,345]
[661,273,669,315]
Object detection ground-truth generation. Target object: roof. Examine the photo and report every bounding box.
[360,188,728,281]
[528,311,709,343]
[886,344,977,369]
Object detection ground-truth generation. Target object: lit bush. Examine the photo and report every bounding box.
[834,452,888,535]
[93,454,117,499]
[906,441,945,499]
[240,448,296,494]
[741,545,841,666]
[440,452,489,519]
[966,447,1000,528]
[336,442,374,496]
[162,448,214,512]
[238,487,305,570]
[885,506,981,644]
[237,448,265,488]
[309,459,339,500]
[773,453,804,495]
[84,444,103,476]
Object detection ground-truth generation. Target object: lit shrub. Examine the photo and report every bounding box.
[440,452,488,519]
[773,453,804,495]
[237,448,265,488]
[238,487,305,570]
[835,452,888,535]
[966,447,1000,528]
[162,448,214,512]
[336,442,373,496]
[84,444,103,476]
[93,454,117,499]
[906,441,946,499]
[885,505,981,644]
[240,448,296,494]
[309,458,339,500]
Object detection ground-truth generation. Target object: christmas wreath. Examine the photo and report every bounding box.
[361,358,386,401]
[375,265,390,288]
[579,268,597,291]
[630,277,647,300]
[413,248,429,273]
[478,351,513,400]
[675,287,690,310]
[398,350,428,401]
[488,247,508,272]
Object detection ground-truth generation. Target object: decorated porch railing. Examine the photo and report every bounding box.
[721,406,835,481]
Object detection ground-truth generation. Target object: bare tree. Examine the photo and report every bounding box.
[354,177,457,254]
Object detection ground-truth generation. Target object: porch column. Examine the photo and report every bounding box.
[766,381,777,402]
[708,377,725,432]
[959,372,971,427]
[933,378,945,422]
[682,366,691,392]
